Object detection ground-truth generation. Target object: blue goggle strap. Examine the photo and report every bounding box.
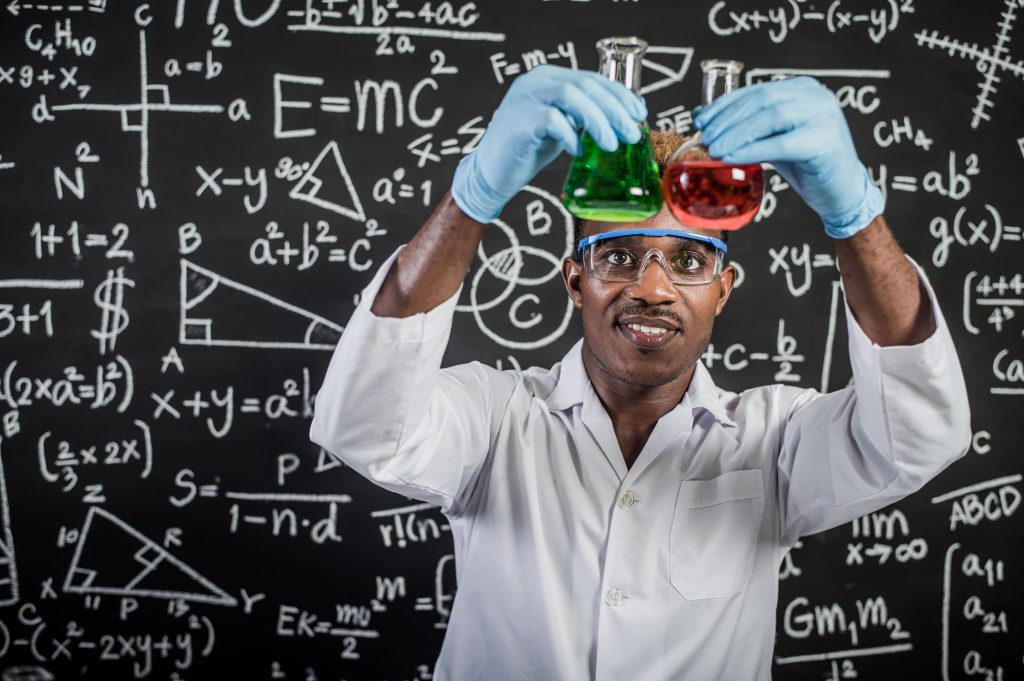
[576,228,728,258]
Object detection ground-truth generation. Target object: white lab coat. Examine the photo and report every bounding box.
[310,245,971,681]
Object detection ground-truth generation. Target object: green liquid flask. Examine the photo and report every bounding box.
[561,37,662,222]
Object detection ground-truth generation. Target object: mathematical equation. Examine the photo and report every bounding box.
[0,1,1022,679]
[709,0,915,44]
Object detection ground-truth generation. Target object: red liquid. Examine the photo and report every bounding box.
[662,161,765,231]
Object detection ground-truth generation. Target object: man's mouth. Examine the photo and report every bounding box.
[625,322,671,337]
[617,321,679,348]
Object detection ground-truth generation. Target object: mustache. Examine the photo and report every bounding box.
[617,305,683,327]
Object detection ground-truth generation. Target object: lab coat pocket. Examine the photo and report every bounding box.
[670,469,765,600]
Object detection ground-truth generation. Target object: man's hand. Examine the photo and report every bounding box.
[693,76,884,239]
[451,64,648,224]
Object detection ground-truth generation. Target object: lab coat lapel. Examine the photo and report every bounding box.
[623,362,739,482]
[545,343,734,482]
[545,340,629,479]
[621,396,695,484]
[581,383,630,481]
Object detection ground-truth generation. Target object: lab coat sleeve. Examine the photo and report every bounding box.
[309,245,517,516]
[776,258,972,546]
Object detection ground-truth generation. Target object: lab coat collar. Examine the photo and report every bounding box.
[545,338,737,428]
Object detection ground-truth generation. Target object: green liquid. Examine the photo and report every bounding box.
[561,125,663,222]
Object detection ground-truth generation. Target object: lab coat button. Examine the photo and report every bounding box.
[605,587,623,606]
[617,491,637,509]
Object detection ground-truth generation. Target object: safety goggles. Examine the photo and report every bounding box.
[576,228,728,286]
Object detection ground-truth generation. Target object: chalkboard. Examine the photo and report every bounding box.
[0,0,1021,678]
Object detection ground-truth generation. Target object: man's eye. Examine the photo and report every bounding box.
[673,251,705,271]
[603,250,636,266]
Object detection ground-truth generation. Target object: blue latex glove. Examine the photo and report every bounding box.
[693,76,883,239]
[451,64,648,224]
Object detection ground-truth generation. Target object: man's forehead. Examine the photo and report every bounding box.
[582,219,721,242]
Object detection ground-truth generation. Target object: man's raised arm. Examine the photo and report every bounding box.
[373,63,647,318]
[694,76,940,346]
[693,76,970,543]
[310,65,648,513]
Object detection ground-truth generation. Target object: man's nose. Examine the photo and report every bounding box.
[626,253,680,303]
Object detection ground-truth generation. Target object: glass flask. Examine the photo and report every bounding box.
[662,59,765,231]
[561,37,662,222]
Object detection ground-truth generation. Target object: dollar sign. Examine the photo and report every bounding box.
[91,267,134,355]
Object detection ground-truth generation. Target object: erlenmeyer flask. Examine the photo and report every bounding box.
[561,37,662,222]
[662,60,765,231]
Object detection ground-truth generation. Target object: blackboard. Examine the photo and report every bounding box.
[0,0,1021,678]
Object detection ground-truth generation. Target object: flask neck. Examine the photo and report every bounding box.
[596,37,647,94]
[700,59,744,106]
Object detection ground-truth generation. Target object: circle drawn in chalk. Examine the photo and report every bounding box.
[456,185,576,350]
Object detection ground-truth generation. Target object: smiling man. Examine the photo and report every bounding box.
[310,65,971,680]
[566,204,736,469]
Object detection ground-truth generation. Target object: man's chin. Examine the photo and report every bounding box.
[611,362,690,389]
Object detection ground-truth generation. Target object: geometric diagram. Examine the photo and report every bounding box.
[51,29,225,191]
[63,506,237,606]
[915,0,1024,128]
[0,438,20,606]
[180,260,343,351]
[458,185,576,350]
[289,141,367,222]
[639,46,695,96]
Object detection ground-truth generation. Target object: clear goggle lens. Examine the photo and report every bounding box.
[578,229,726,286]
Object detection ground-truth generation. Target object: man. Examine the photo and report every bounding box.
[310,65,970,680]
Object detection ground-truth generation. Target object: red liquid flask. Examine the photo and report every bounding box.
[662,59,765,231]
[662,161,765,231]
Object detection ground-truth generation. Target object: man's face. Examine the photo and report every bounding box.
[561,204,736,390]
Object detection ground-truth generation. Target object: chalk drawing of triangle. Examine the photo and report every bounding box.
[290,140,366,222]
[63,506,237,606]
[315,447,343,473]
[180,259,343,350]
[640,46,695,96]
[0,438,20,606]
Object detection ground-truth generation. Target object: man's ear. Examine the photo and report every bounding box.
[562,257,583,309]
[714,264,737,316]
